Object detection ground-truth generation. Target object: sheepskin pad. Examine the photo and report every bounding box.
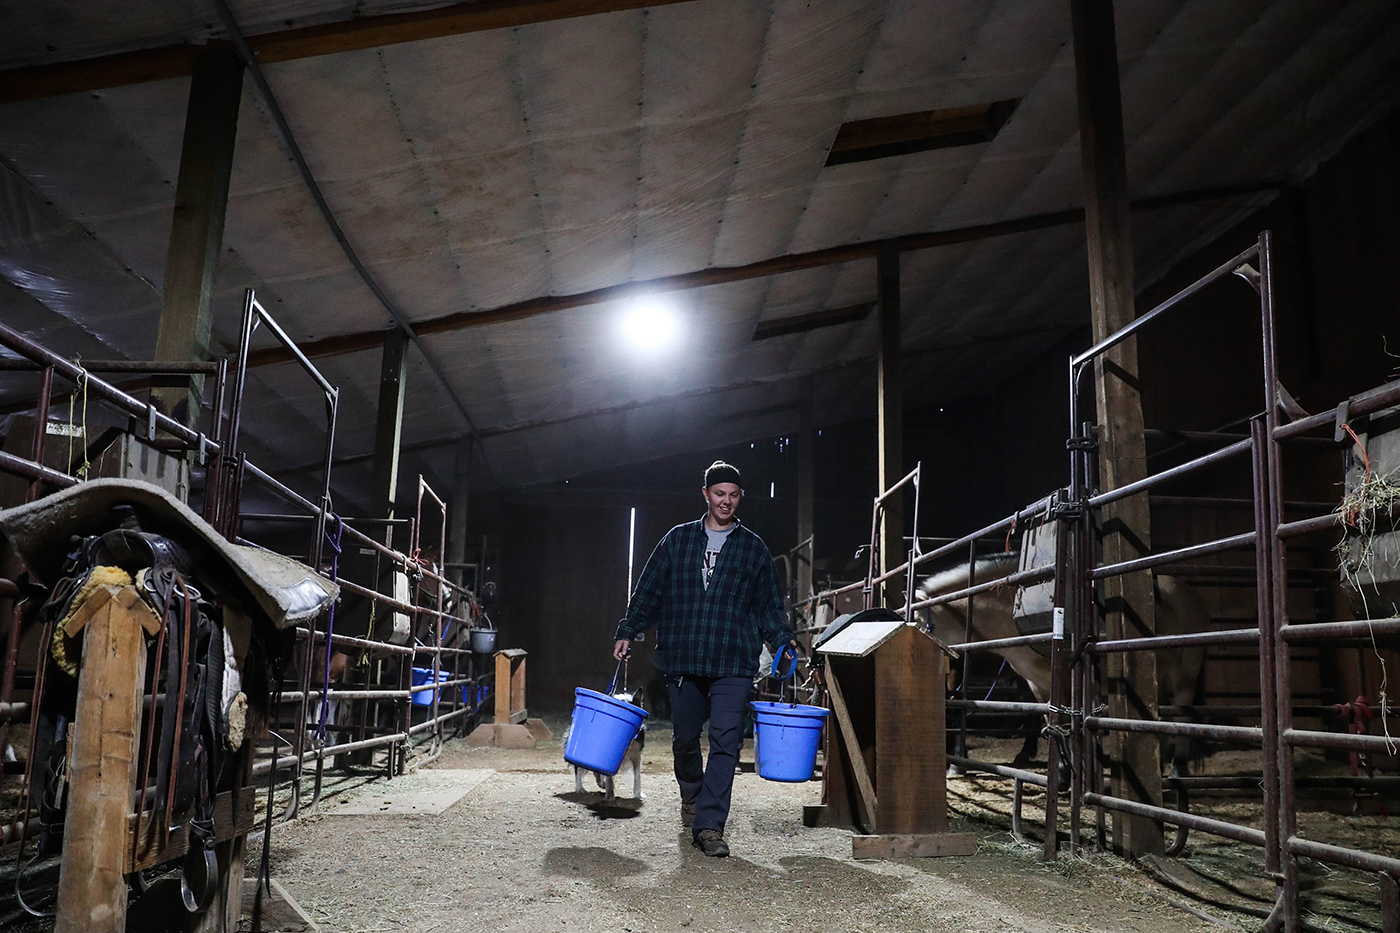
[0,479,337,628]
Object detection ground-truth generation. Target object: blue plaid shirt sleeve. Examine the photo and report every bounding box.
[616,530,669,640]
[753,552,794,648]
[613,518,793,676]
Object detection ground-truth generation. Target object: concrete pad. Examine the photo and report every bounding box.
[852,832,978,859]
[462,722,496,746]
[524,717,553,741]
[240,877,321,932]
[328,768,493,816]
[465,722,537,748]
[496,723,537,748]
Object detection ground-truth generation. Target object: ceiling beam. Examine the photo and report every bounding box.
[0,0,696,104]
[245,179,1282,369]
[753,302,874,340]
[273,322,1078,479]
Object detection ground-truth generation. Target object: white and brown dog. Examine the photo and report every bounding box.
[568,690,646,802]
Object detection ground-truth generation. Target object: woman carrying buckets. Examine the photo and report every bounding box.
[613,461,797,858]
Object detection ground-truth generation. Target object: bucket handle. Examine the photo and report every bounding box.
[770,643,799,681]
[606,654,628,697]
[771,643,804,705]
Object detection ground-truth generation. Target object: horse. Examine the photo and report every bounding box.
[915,553,1210,777]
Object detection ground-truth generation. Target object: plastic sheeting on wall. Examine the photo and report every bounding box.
[2,0,1399,491]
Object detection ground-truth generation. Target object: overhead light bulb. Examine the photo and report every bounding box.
[620,295,680,352]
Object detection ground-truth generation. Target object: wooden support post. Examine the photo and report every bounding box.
[447,440,471,589]
[54,588,149,933]
[876,240,904,610]
[368,328,411,766]
[796,375,815,607]
[152,50,243,428]
[1070,0,1162,858]
[370,327,410,529]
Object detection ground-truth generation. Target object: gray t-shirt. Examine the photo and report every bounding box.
[701,522,736,590]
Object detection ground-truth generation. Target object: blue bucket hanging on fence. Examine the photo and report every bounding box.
[563,659,648,775]
[410,667,450,707]
[751,645,829,782]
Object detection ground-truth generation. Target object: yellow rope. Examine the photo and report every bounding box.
[76,368,90,480]
[63,363,91,481]
[66,360,78,472]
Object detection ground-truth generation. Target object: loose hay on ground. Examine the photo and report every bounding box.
[259,723,1229,933]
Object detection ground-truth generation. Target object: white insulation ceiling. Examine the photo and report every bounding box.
[2,0,1400,506]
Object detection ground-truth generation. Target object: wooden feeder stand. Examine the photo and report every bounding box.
[808,616,975,860]
[494,648,528,725]
[467,648,548,747]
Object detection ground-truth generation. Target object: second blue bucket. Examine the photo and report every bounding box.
[410,667,449,706]
[564,687,648,775]
[751,701,829,782]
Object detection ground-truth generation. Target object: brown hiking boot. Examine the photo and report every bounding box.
[693,828,729,858]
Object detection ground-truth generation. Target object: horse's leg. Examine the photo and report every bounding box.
[1055,730,1072,790]
[1168,645,1208,778]
[1012,714,1040,767]
[1170,737,1192,778]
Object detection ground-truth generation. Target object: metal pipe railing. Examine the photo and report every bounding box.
[909,565,1053,612]
[945,632,1053,653]
[1090,627,1259,652]
[0,298,489,857]
[1087,437,1252,509]
[1087,531,1256,580]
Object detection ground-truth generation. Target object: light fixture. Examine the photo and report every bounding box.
[619,294,680,352]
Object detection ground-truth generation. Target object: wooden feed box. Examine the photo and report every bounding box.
[466,648,538,747]
[494,648,528,725]
[810,617,975,860]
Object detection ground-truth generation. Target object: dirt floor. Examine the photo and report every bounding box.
[6,723,1397,932]
[260,723,1245,933]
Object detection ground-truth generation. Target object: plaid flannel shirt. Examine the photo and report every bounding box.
[615,516,793,677]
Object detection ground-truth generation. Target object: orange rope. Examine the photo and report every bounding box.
[1342,423,1371,528]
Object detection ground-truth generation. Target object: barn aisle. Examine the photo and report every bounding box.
[265,729,1221,933]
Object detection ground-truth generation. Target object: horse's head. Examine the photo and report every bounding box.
[914,553,1020,646]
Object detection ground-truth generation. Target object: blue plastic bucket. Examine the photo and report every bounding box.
[410,667,449,707]
[564,687,648,775]
[750,701,829,782]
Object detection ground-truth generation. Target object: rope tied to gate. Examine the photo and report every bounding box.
[981,657,1008,702]
[65,363,91,480]
[315,514,344,745]
[1339,422,1377,528]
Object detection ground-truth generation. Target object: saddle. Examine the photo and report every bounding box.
[29,504,241,915]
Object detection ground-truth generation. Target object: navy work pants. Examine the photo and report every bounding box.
[668,674,750,835]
